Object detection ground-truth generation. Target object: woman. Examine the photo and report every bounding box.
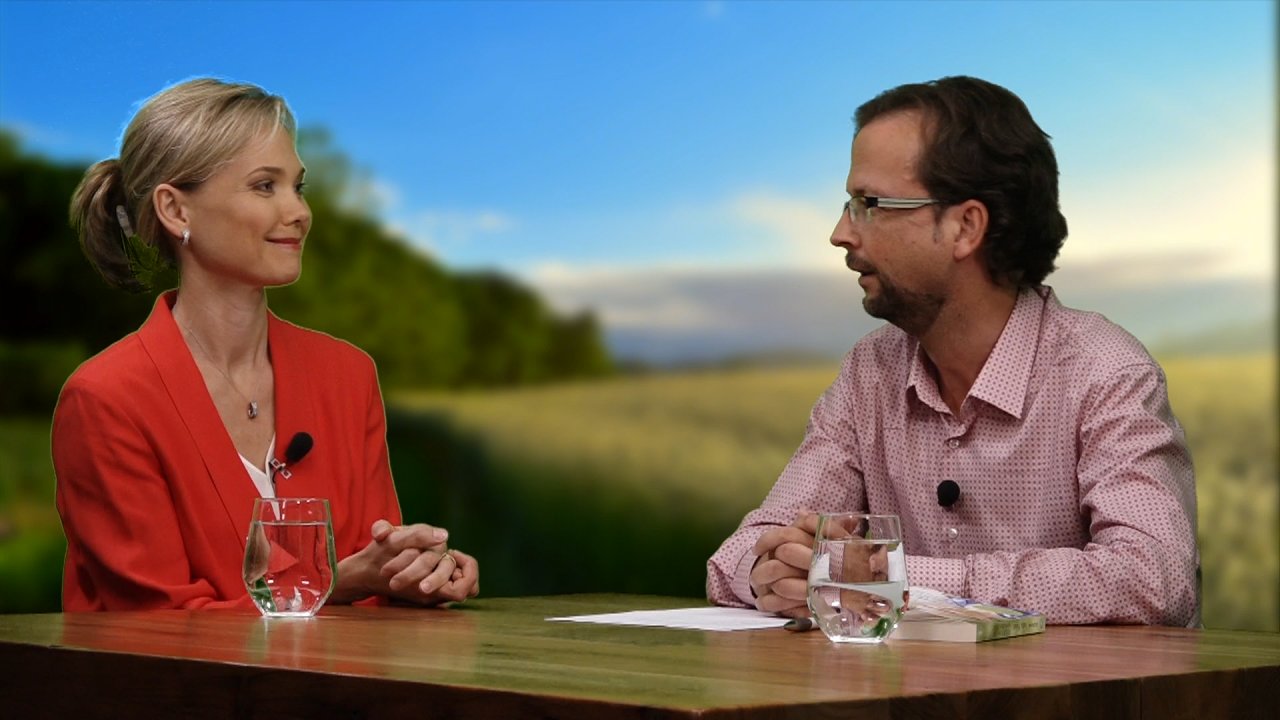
[55,78,479,611]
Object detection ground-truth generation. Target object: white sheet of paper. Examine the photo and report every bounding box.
[546,606,789,632]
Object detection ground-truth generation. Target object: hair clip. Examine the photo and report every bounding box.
[115,205,135,238]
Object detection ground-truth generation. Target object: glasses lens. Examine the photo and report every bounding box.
[846,196,869,223]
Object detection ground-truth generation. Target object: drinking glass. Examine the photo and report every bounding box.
[243,498,337,618]
[807,513,908,643]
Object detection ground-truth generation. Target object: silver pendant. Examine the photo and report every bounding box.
[248,401,259,420]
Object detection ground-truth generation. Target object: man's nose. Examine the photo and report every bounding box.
[830,209,859,249]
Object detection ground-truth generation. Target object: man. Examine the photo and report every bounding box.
[706,76,1198,626]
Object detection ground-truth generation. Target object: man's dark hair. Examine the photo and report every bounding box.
[855,76,1067,288]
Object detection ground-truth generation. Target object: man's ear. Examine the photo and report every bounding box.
[950,199,989,262]
[153,184,190,241]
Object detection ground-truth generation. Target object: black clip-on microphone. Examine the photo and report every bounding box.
[936,479,961,508]
[269,432,313,480]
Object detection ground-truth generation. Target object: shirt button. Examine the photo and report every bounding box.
[946,527,959,541]
[946,438,961,449]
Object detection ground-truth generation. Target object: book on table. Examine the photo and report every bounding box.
[892,586,1046,643]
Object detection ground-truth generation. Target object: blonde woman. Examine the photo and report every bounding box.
[55,78,479,611]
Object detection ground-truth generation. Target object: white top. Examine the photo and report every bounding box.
[240,434,277,499]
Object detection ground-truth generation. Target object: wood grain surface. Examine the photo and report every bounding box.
[1,594,1277,719]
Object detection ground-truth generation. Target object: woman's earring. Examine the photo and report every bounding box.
[181,228,190,247]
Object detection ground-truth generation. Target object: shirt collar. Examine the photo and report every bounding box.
[903,286,1049,419]
[905,340,944,413]
[966,287,1048,419]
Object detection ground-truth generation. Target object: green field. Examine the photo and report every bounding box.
[391,353,1278,631]
[2,354,1276,630]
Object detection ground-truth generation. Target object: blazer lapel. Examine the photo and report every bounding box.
[138,291,261,551]
[267,312,323,498]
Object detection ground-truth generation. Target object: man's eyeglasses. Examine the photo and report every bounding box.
[843,195,941,224]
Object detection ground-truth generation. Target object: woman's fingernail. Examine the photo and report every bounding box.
[433,529,448,542]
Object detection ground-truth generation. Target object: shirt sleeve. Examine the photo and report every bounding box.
[53,380,254,611]
[706,361,867,608]
[957,363,1199,625]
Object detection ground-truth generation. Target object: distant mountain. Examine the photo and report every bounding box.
[597,270,878,365]
[1050,266,1273,357]
[546,265,1274,366]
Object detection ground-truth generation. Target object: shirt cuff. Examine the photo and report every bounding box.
[906,554,966,597]
[731,548,760,606]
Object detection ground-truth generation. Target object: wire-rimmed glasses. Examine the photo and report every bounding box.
[843,195,941,223]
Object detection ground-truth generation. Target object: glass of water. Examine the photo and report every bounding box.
[243,498,337,618]
[807,513,907,643]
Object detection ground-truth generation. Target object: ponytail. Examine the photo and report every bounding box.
[69,158,143,290]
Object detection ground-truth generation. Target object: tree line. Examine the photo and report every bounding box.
[0,129,613,414]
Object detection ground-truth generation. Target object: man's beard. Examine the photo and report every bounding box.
[856,224,945,336]
[863,276,944,337]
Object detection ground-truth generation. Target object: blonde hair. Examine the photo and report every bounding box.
[68,78,296,289]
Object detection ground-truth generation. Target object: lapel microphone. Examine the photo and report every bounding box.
[936,479,961,508]
[269,432,313,480]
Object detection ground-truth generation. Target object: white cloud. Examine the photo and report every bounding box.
[1061,136,1274,282]
[350,176,516,256]
[527,263,743,328]
[366,178,402,214]
[618,114,1277,287]
[392,208,516,256]
[706,138,1275,286]
[522,160,1274,346]
[525,161,1273,362]
[728,191,841,268]
[335,176,403,218]
[527,261,857,336]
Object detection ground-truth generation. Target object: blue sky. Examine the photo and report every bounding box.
[2,0,1274,359]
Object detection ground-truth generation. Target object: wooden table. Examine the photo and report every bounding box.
[1,594,1277,719]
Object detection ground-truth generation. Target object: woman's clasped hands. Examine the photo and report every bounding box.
[334,519,479,606]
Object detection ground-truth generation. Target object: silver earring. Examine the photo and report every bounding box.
[181,228,190,247]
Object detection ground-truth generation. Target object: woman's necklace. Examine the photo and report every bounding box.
[181,324,265,420]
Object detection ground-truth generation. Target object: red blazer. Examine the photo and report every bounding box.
[52,292,403,611]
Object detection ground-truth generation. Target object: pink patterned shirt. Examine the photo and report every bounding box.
[707,287,1199,626]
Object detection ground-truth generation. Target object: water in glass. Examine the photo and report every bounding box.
[808,514,907,643]
[243,498,337,618]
